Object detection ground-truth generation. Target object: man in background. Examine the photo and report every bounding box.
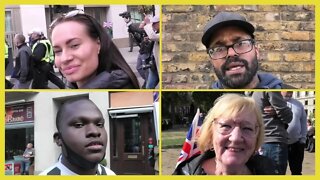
[252,91,292,174]
[281,91,307,175]
[12,34,33,89]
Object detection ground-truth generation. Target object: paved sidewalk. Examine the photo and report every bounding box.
[118,46,144,87]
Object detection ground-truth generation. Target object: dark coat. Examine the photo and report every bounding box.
[173,150,277,175]
[14,43,33,82]
[67,69,134,89]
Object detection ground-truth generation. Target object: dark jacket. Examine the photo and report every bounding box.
[14,43,33,82]
[212,73,295,89]
[251,92,293,144]
[66,69,135,89]
[127,23,146,47]
[173,150,277,175]
[32,41,47,64]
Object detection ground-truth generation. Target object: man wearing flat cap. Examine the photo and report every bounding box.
[202,12,292,89]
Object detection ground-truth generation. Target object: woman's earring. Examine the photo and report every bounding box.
[210,147,214,151]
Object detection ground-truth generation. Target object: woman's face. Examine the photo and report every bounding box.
[212,109,258,167]
[52,21,100,87]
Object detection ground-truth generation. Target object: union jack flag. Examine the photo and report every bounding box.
[103,21,113,29]
[176,108,203,167]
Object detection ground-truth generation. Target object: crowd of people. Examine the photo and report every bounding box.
[122,11,160,89]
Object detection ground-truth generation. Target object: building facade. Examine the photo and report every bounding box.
[293,91,315,120]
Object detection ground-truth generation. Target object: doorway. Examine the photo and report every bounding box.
[110,113,155,174]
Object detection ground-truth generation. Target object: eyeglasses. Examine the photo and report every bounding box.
[49,9,86,29]
[208,39,255,60]
[214,119,259,137]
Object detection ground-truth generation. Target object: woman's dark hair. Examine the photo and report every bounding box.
[50,12,140,88]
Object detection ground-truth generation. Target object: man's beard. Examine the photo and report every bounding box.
[214,55,259,88]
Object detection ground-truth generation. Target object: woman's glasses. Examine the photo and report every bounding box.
[214,119,259,138]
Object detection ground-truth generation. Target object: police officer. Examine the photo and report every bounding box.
[5,42,8,67]
[5,41,14,89]
[30,28,65,89]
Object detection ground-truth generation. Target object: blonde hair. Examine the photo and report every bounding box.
[197,93,264,153]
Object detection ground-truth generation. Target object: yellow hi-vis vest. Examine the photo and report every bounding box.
[32,39,54,63]
[5,43,8,59]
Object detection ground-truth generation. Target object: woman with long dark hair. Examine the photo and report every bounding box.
[50,9,140,89]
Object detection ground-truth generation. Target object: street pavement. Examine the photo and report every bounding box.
[118,46,144,87]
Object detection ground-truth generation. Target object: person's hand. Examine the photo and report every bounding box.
[24,154,30,158]
[264,106,276,116]
[144,15,150,24]
[123,17,130,23]
[139,21,146,29]
[299,139,306,145]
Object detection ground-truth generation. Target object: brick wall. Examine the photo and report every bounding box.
[162,5,315,89]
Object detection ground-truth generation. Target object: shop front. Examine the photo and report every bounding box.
[5,102,34,175]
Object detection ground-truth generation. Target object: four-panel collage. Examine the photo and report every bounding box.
[3,2,316,177]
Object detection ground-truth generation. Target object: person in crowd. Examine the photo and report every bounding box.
[5,40,14,89]
[12,34,33,89]
[281,91,307,175]
[251,91,292,174]
[5,41,9,68]
[40,98,116,175]
[201,12,294,89]
[174,93,276,175]
[22,143,35,175]
[27,31,35,48]
[122,12,151,88]
[306,119,315,152]
[50,9,139,89]
[29,28,65,89]
[144,15,160,89]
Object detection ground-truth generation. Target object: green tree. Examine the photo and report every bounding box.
[191,92,223,112]
[162,92,189,126]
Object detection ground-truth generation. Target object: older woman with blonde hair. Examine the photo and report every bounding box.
[174,93,276,175]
